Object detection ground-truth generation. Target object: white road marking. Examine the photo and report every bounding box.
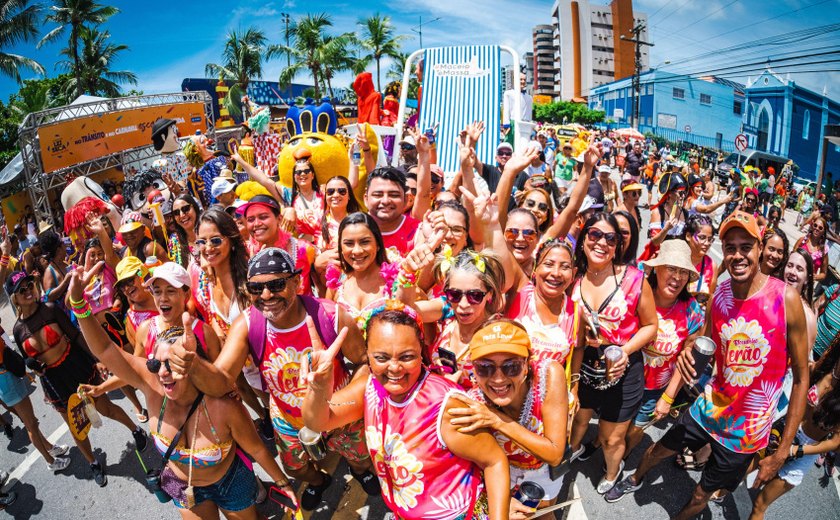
[567,481,588,520]
[3,422,69,492]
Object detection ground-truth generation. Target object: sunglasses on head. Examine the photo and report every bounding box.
[505,228,537,242]
[586,228,618,245]
[195,236,224,249]
[294,168,312,176]
[172,206,192,217]
[246,277,293,295]
[400,143,416,151]
[473,359,526,379]
[444,288,488,305]
[524,199,549,213]
[326,187,348,196]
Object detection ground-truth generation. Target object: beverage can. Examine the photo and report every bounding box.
[513,480,545,508]
[298,427,328,461]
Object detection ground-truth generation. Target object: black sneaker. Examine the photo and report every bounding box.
[300,473,332,511]
[0,491,16,509]
[578,441,599,462]
[351,469,381,496]
[132,427,148,453]
[604,475,642,503]
[2,423,12,439]
[91,462,107,487]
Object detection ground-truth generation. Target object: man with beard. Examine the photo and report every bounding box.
[739,187,768,228]
[605,211,808,519]
[167,248,377,511]
[624,141,646,181]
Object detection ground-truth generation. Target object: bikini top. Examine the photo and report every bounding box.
[22,325,62,358]
[152,397,233,468]
[807,384,820,407]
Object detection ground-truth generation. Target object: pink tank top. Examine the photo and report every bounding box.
[380,216,419,258]
[85,264,117,315]
[126,307,158,333]
[507,284,576,365]
[259,317,348,430]
[364,371,482,519]
[572,265,644,346]
[803,240,828,271]
[690,276,789,454]
[643,299,704,390]
[293,191,325,238]
[468,360,550,470]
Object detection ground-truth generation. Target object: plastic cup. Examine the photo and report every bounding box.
[604,345,623,381]
[298,427,327,461]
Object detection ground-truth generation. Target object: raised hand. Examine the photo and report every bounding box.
[402,228,446,273]
[167,312,197,381]
[582,134,604,170]
[448,396,502,433]
[460,188,499,226]
[407,126,432,155]
[464,121,485,146]
[299,317,348,391]
[85,212,104,236]
[504,147,540,175]
[0,228,10,256]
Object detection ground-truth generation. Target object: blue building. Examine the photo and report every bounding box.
[588,70,745,152]
[743,70,840,183]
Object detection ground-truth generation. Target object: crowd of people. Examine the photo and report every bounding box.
[0,119,838,520]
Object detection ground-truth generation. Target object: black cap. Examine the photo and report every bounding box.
[247,248,301,279]
[151,118,176,141]
[4,271,33,295]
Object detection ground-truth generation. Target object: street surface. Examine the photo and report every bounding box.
[1,187,838,519]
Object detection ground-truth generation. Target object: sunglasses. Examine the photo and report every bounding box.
[407,187,418,196]
[246,277,293,295]
[444,288,488,305]
[15,281,34,295]
[694,293,709,305]
[146,358,171,374]
[431,175,442,185]
[586,228,618,245]
[445,225,466,237]
[473,359,526,379]
[665,265,691,278]
[172,206,192,217]
[400,144,416,151]
[326,187,348,196]
[497,151,512,157]
[294,169,313,176]
[524,199,549,213]
[195,236,224,249]
[625,191,640,197]
[504,228,538,242]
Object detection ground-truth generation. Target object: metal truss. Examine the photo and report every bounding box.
[18,91,216,228]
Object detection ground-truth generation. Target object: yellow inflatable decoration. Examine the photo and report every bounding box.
[276,102,377,206]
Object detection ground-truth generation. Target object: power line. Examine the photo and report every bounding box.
[650,0,693,28]
[646,0,679,23]
[704,0,835,42]
[664,0,740,36]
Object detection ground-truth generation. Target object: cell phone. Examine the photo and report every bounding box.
[584,314,599,340]
[268,485,297,511]
[424,125,437,145]
[437,347,457,374]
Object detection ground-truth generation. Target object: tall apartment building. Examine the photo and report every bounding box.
[551,0,649,101]
[533,24,557,98]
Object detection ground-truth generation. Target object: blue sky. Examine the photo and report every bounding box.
[1,0,839,100]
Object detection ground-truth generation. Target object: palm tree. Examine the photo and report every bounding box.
[269,13,354,100]
[38,0,118,99]
[57,25,135,97]
[205,27,268,118]
[320,35,362,99]
[385,51,418,99]
[357,13,408,92]
[0,0,44,83]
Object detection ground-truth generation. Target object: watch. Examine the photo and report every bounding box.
[795,444,804,459]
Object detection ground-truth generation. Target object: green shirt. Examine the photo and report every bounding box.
[555,155,576,181]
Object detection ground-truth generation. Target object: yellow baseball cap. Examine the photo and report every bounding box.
[115,256,148,284]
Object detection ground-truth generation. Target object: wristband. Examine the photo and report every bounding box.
[569,374,581,384]
[69,295,87,307]
[660,393,674,405]
[795,444,804,459]
[72,307,92,319]
[0,255,9,267]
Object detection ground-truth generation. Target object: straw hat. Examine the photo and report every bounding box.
[38,220,53,234]
[642,240,699,282]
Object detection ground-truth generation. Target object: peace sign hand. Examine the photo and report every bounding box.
[403,228,446,273]
[460,188,499,226]
[299,317,348,392]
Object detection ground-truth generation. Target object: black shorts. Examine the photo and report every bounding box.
[658,412,755,493]
[579,351,644,423]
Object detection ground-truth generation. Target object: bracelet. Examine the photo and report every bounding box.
[660,393,675,405]
[274,479,292,488]
[0,255,8,267]
[569,374,581,384]
[72,307,92,319]
[69,296,87,308]
[396,269,417,289]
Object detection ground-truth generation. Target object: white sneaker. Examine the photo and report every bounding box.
[48,444,69,458]
[48,456,71,473]
[596,460,625,494]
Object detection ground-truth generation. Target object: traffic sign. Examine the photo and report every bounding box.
[735,133,748,152]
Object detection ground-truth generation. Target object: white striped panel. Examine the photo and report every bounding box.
[419,45,501,183]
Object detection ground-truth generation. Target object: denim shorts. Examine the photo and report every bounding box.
[778,428,821,487]
[171,452,257,511]
[634,388,666,428]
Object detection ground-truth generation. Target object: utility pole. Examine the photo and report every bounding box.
[411,16,441,49]
[621,23,653,129]
[281,12,291,68]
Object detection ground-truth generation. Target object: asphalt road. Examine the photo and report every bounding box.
[0,195,837,519]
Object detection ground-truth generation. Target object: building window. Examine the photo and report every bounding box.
[700,94,712,105]
[733,100,742,115]
[673,88,685,100]
[803,110,810,140]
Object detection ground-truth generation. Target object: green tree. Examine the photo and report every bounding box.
[39,0,119,99]
[385,52,418,99]
[269,13,354,100]
[0,0,44,83]
[205,27,268,118]
[320,35,361,99]
[57,26,135,97]
[533,101,605,126]
[357,13,408,92]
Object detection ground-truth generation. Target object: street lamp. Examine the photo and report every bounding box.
[411,16,441,49]
[281,12,291,68]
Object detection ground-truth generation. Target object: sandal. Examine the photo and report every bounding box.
[675,447,707,471]
[136,408,149,423]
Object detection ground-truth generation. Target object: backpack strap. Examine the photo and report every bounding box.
[301,296,338,347]
[247,306,268,365]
